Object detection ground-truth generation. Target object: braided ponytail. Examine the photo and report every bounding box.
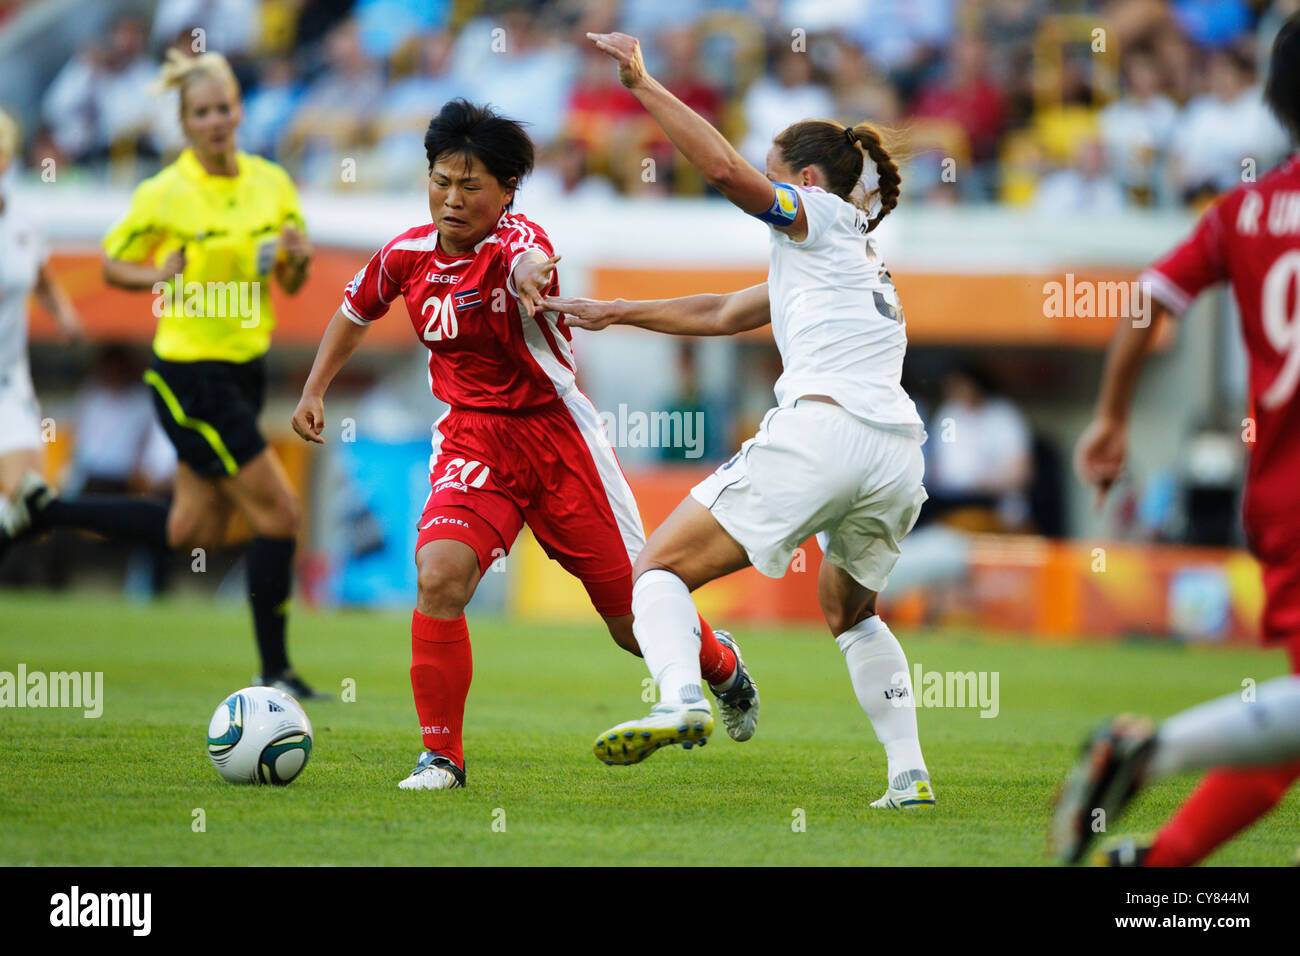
[772,119,904,232]
[849,123,901,232]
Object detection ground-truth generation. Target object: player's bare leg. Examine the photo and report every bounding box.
[399,538,480,790]
[218,447,316,697]
[819,559,933,809]
[595,498,753,765]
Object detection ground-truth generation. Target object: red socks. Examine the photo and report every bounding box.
[410,610,473,770]
[1145,761,1300,865]
[697,614,737,686]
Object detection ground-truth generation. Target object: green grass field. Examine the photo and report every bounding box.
[1,591,1296,866]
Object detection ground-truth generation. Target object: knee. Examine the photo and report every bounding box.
[166,511,209,551]
[417,562,474,618]
[252,490,300,539]
[820,595,875,637]
[606,617,642,657]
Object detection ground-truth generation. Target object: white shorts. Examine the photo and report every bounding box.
[0,362,42,457]
[690,400,927,591]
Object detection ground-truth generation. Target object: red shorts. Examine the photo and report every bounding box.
[1244,509,1300,672]
[415,391,646,617]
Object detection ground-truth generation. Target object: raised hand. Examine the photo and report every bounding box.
[586,32,649,90]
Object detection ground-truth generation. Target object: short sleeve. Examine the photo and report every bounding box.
[503,220,557,299]
[1139,201,1229,315]
[780,186,839,247]
[341,243,403,326]
[103,178,164,262]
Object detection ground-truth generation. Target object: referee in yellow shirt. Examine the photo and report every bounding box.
[3,50,320,698]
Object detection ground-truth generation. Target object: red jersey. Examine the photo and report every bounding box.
[341,211,574,410]
[1141,154,1300,525]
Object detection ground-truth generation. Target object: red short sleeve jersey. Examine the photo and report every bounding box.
[341,211,575,410]
[1140,154,1300,522]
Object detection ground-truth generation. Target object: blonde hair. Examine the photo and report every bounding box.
[154,48,240,109]
[0,108,19,166]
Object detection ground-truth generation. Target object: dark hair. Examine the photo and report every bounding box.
[1266,14,1300,141]
[772,120,901,232]
[424,99,534,205]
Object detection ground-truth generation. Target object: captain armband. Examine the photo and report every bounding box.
[753,183,800,227]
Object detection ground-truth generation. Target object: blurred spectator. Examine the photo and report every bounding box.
[910,33,1008,196]
[41,16,156,164]
[151,0,258,59]
[282,19,384,187]
[924,365,1033,532]
[738,41,837,167]
[1168,46,1292,201]
[370,32,461,188]
[526,139,617,203]
[828,37,902,127]
[1034,137,1127,213]
[1098,48,1179,205]
[241,56,303,159]
[450,11,576,148]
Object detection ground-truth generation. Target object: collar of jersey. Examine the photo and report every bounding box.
[177,148,245,186]
[433,227,500,266]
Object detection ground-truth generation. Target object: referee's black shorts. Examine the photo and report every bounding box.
[144,355,267,478]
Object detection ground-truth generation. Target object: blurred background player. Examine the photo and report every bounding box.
[0,108,82,537]
[558,31,932,809]
[1067,13,1300,866]
[1052,676,1300,865]
[1,50,318,698]
[290,99,753,791]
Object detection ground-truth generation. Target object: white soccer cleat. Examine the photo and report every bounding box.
[710,630,759,742]
[594,701,714,765]
[870,771,936,809]
[397,751,466,790]
[1,470,52,538]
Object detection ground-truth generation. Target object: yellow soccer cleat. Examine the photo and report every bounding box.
[594,702,714,765]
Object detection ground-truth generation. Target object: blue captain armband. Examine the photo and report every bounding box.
[753,183,800,227]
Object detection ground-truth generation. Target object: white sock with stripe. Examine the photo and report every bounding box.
[631,569,705,707]
[836,615,928,787]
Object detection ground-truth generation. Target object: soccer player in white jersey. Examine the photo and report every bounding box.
[0,109,82,531]
[544,33,934,808]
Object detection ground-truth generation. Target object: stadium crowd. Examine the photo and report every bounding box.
[3,0,1296,208]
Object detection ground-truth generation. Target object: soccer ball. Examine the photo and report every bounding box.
[206,686,313,785]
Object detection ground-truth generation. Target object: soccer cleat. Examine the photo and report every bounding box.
[255,670,329,702]
[397,751,466,790]
[1091,834,1154,867]
[2,471,53,539]
[1051,714,1156,865]
[709,629,759,742]
[594,701,714,765]
[870,769,936,808]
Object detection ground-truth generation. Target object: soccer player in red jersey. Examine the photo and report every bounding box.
[1057,16,1300,865]
[290,100,753,789]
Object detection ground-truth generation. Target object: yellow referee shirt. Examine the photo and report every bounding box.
[103,149,305,363]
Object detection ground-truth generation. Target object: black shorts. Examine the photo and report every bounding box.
[145,356,267,478]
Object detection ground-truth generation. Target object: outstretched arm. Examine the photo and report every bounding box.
[542,283,770,337]
[587,31,807,238]
[1074,305,1170,506]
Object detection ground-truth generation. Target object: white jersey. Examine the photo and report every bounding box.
[0,191,48,374]
[765,185,923,438]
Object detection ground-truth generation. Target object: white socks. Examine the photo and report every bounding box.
[836,615,928,786]
[631,569,704,706]
[1147,675,1300,779]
